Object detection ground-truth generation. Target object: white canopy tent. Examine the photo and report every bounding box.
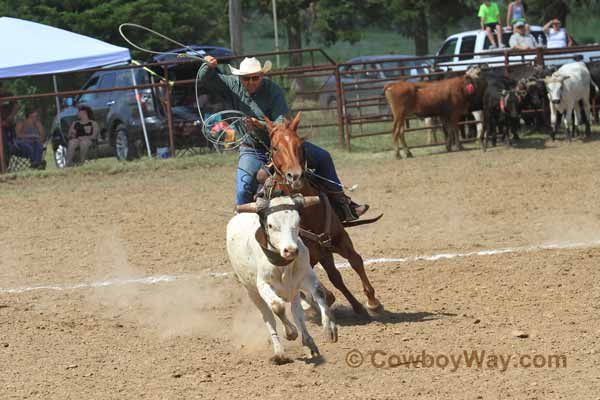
[0,17,154,170]
[0,17,130,78]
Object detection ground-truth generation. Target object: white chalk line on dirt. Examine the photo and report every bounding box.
[2,239,599,295]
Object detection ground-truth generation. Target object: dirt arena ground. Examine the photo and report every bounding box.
[2,138,600,399]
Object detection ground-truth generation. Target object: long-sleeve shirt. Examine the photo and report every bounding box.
[197,63,288,149]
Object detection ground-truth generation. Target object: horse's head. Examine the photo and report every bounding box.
[266,112,305,191]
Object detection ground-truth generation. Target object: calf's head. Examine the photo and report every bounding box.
[544,74,570,105]
[519,78,545,108]
[501,89,523,119]
[237,195,320,261]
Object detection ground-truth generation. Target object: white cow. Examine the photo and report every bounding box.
[544,61,599,141]
[226,195,338,365]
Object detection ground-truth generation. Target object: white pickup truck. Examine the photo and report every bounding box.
[434,25,600,71]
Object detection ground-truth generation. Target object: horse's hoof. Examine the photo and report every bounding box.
[270,354,293,365]
[367,300,384,314]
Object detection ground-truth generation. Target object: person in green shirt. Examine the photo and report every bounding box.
[198,56,368,222]
[478,0,504,49]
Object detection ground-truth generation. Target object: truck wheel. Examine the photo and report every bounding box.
[54,144,67,168]
[115,125,128,161]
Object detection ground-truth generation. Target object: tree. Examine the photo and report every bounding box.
[229,0,244,55]
[1,0,229,60]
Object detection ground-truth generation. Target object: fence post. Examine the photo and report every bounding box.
[535,47,545,67]
[162,65,175,157]
[333,66,346,147]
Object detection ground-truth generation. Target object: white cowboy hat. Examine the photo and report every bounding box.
[229,57,272,76]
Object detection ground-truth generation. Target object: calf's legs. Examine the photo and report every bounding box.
[246,289,291,365]
[302,269,338,342]
[291,294,320,357]
[391,116,413,159]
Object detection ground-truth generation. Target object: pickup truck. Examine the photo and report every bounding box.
[434,25,600,71]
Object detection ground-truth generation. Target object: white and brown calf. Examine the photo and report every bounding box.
[226,195,338,365]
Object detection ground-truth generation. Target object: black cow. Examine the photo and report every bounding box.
[482,74,523,150]
[586,61,600,123]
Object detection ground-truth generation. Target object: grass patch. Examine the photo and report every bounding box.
[0,150,239,182]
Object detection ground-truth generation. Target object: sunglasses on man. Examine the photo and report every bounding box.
[241,75,261,82]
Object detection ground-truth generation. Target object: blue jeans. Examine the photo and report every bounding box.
[235,141,342,205]
[14,140,44,166]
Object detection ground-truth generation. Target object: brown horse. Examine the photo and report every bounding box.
[262,113,382,315]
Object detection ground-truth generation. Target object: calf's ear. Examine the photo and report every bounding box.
[255,227,268,248]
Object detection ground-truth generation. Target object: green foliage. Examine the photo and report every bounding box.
[2,0,229,60]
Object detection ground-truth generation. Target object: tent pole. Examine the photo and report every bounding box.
[52,75,63,140]
[0,112,5,174]
[130,68,152,158]
[52,75,61,122]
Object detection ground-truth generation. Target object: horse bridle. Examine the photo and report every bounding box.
[268,126,307,188]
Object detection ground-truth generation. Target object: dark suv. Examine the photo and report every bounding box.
[51,46,233,167]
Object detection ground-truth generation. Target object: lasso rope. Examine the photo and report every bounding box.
[117,24,359,192]
[118,23,251,150]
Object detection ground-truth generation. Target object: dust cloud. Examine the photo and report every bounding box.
[87,227,271,352]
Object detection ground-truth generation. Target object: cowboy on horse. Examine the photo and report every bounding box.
[198,55,368,222]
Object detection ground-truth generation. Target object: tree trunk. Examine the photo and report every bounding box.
[229,0,243,55]
[414,5,428,56]
[287,14,303,67]
[543,0,569,27]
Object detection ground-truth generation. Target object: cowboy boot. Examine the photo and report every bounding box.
[328,191,369,222]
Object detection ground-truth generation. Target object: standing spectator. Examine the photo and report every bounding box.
[509,21,537,49]
[479,0,504,49]
[66,105,99,166]
[15,107,46,169]
[543,18,573,48]
[506,0,525,26]
[506,0,529,31]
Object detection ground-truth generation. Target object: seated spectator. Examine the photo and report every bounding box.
[506,0,529,32]
[543,18,573,48]
[479,0,504,49]
[1,83,19,161]
[67,105,99,166]
[509,21,537,49]
[15,107,46,169]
